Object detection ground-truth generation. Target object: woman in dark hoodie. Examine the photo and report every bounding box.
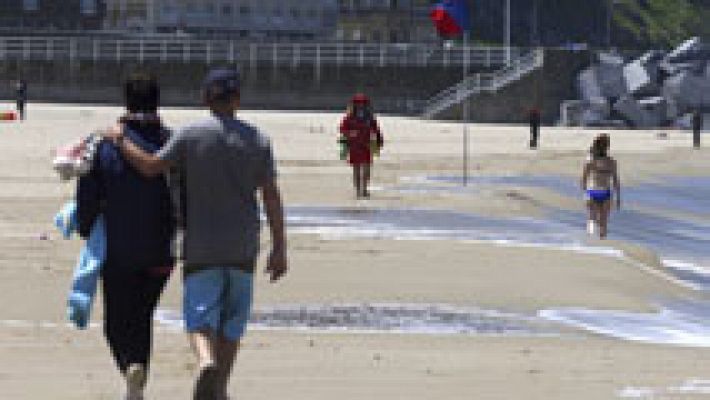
[77,73,175,400]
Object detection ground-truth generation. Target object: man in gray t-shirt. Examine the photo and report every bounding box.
[158,115,276,272]
[106,69,287,400]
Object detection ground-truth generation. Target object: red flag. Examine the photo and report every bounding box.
[431,8,462,36]
[430,1,471,37]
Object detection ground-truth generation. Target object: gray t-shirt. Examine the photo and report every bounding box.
[158,114,276,272]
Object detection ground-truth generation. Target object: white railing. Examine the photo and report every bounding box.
[421,48,545,119]
[0,36,522,68]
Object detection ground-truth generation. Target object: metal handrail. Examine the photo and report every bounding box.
[0,36,522,68]
[421,48,544,119]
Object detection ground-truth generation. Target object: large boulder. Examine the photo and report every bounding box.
[559,99,628,128]
[579,109,603,126]
[624,51,664,96]
[662,72,710,116]
[665,37,710,64]
[560,99,612,127]
[595,53,627,98]
[576,53,627,105]
[665,97,680,121]
[613,96,643,126]
[577,67,602,101]
[588,97,611,118]
[624,60,656,96]
[559,100,586,126]
[638,96,667,125]
[673,113,710,130]
[566,38,710,128]
[580,97,612,126]
[597,52,625,66]
[613,96,663,128]
[637,50,665,65]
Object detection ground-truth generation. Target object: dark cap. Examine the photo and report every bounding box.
[202,68,241,101]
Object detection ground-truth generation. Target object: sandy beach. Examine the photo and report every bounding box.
[1,102,710,399]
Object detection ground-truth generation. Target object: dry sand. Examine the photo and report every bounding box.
[1,102,709,399]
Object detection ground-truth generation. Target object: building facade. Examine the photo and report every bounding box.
[0,0,105,31]
[336,0,435,42]
[103,0,338,40]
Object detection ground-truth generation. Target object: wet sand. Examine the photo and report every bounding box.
[1,102,710,399]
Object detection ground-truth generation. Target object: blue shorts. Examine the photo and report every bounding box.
[586,189,612,204]
[183,267,254,341]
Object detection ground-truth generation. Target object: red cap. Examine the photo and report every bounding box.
[351,93,370,104]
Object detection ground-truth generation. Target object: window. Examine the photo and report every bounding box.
[23,0,39,11]
[240,5,251,15]
[81,0,97,15]
[290,8,300,19]
[223,4,233,15]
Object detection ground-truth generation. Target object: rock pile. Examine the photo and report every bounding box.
[560,37,710,129]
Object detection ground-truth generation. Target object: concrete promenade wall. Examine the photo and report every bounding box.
[0,59,478,114]
[0,49,589,121]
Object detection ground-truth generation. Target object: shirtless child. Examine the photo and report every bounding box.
[580,134,621,239]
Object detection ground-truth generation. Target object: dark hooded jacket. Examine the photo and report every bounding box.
[77,121,175,270]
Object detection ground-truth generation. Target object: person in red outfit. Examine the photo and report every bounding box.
[339,94,384,199]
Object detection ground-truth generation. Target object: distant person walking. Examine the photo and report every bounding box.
[580,134,621,239]
[528,107,541,149]
[338,93,384,199]
[692,109,703,148]
[104,68,287,400]
[15,79,27,120]
[77,73,175,400]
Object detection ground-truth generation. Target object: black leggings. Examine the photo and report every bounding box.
[102,266,170,374]
[16,101,25,120]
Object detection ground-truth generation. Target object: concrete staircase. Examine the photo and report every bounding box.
[421,48,545,119]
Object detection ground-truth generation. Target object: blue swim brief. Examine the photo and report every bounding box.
[586,189,612,204]
[183,267,254,341]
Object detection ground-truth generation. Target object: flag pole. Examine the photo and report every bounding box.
[505,0,511,64]
[462,30,469,187]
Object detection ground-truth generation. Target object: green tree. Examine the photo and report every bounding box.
[614,0,703,48]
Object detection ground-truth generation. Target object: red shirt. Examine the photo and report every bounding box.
[339,114,383,164]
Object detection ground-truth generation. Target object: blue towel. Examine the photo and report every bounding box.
[55,201,106,329]
[54,201,78,239]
